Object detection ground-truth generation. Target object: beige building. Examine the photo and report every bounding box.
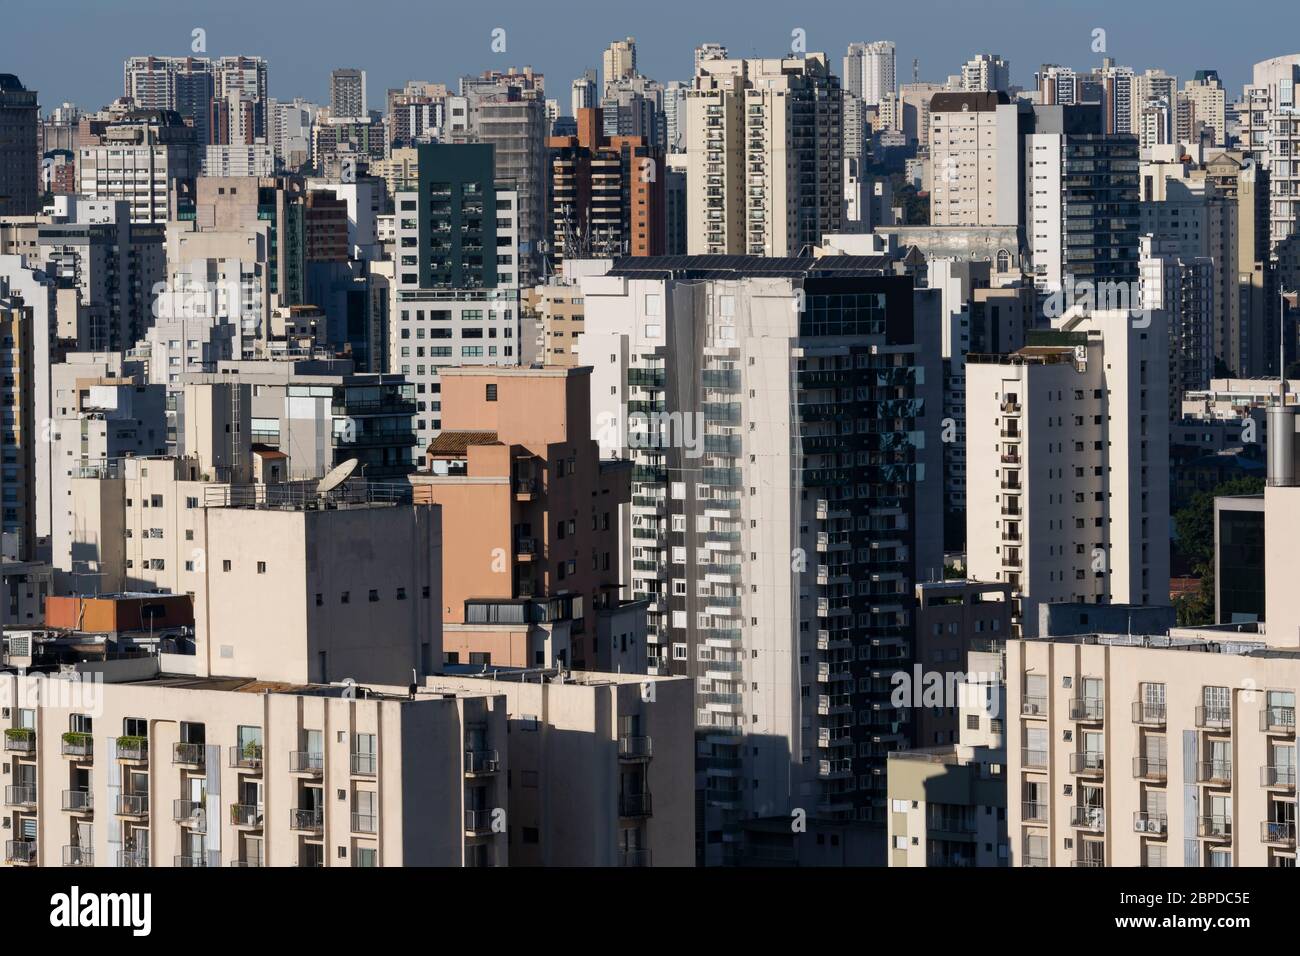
[928,92,1022,227]
[966,312,1170,637]
[685,54,842,256]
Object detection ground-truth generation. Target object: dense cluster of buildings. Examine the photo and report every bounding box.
[2,31,1299,868]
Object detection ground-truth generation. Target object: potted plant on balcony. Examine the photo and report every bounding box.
[116,734,147,755]
[241,740,261,762]
[4,728,33,742]
[62,731,91,747]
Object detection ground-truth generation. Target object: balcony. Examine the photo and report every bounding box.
[117,849,149,867]
[1021,801,1047,823]
[173,799,205,825]
[1134,811,1168,835]
[61,733,93,759]
[1021,748,1048,770]
[61,789,93,813]
[464,809,495,835]
[464,749,499,774]
[1070,805,1105,831]
[1195,706,1232,731]
[1021,695,1047,717]
[230,803,263,827]
[229,743,263,771]
[1262,765,1297,790]
[1069,697,1104,722]
[175,854,217,867]
[1261,820,1296,847]
[116,736,148,762]
[618,736,653,761]
[1069,752,1105,775]
[1196,760,1232,785]
[5,840,36,865]
[350,752,377,776]
[351,812,377,834]
[290,807,323,832]
[1197,815,1232,840]
[1132,701,1166,726]
[1023,854,1049,867]
[1071,858,1105,868]
[173,742,206,767]
[230,856,263,867]
[1261,706,1296,735]
[1132,757,1167,780]
[62,846,94,867]
[289,751,323,775]
[619,791,653,818]
[4,728,34,754]
[116,793,149,816]
[618,848,653,867]
[5,785,36,807]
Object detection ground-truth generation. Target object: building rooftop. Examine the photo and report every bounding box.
[605,254,897,279]
[426,430,499,456]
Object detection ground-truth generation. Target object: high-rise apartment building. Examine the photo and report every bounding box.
[578,256,943,862]
[392,143,521,446]
[961,54,1011,93]
[548,107,664,262]
[329,68,367,119]
[602,38,637,95]
[1024,105,1140,294]
[686,54,842,256]
[928,91,1024,227]
[1140,234,1214,419]
[213,56,270,144]
[966,311,1170,638]
[123,56,216,145]
[1243,54,1300,252]
[1183,71,1227,146]
[844,41,896,107]
[571,69,597,118]
[0,75,40,216]
[78,109,198,224]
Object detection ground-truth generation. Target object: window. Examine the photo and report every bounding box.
[256,561,267,574]
[369,589,379,602]
[222,560,232,572]
[485,384,497,402]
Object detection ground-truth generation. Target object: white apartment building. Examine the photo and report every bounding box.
[578,256,944,861]
[686,54,842,256]
[844,41,896,107]
[966,311,1170,637]
[1183,73,1227,146]
[960,54,1010,94]
[78,123,196,225]
[1242,54,1300,250]
[1140,234,1213,419]
[928,92,1022,227]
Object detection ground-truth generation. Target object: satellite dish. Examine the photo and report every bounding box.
[318,458,359,494]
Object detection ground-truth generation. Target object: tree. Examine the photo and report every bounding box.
[1171,476,1263,625]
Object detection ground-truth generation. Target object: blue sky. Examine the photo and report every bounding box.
[3,0,1297,112]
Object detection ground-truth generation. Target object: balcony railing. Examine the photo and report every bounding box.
[116,793,149,816]
[5,840,36,864]
[230,803,263,827]
[4,729,34,753]
[350,752,376,775]
[1020,748,1048,770]
[61,733,93,758]
[1021,801,1047,822]
[618,848,653,867]
[1195,706,1232,730]
[618,736,653,760]
[1070,805,1105,831]
[289,751,324,774]
[118,849,149,867]
[464,809,495,834]
[1133,757,1167,780]
[1134,811,1168,835]
[61,789,93,812]
[229,743,263,770]
[1069,697,1105,722]
[619,791,653,818]
[351,812,377,833]
[1196,760,1232,784]
[1069,752,1105,775]
[230,857,263,867]
[62,845,93,866]
[173,742,206,766]
[1022,854,1049,867]
[1261,706,1296,734]
[175,854,216,867]
[290,808,323,832]
[5,785,36,807]
[1071,858,1105,868]
[1021,695,1047,717]
[1197,815,1232,839]
[1132,701,1166,725]
[173,799,206,825]
[464,749,499,774]
[1261,820,1296,846]
[116,736,148,761]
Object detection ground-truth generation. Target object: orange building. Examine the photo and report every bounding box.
[410,366,632,670]
[44,593,194,634]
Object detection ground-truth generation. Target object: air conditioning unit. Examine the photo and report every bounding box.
[1134,819,1147,832]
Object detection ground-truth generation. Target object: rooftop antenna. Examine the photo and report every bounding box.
[912,58,919,84]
